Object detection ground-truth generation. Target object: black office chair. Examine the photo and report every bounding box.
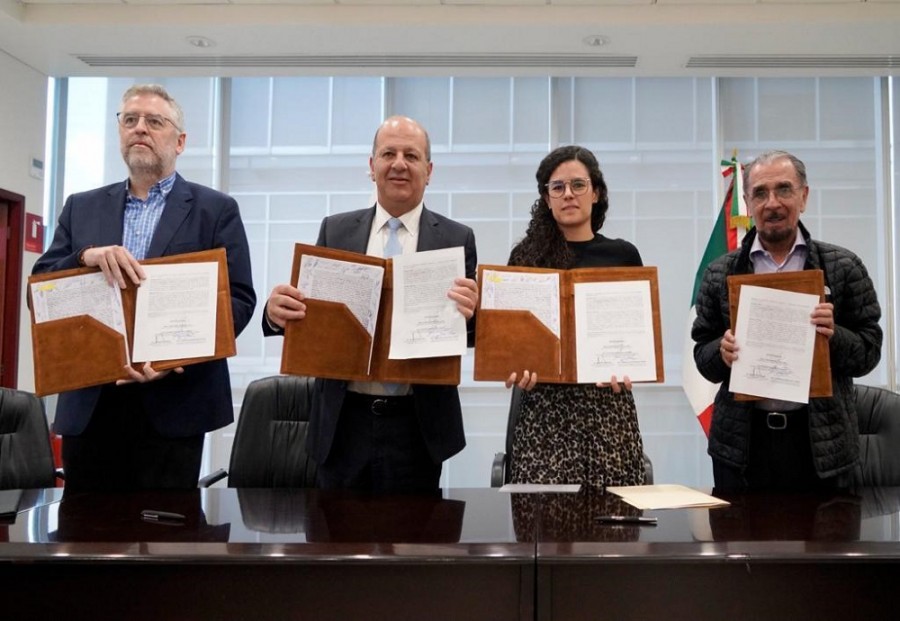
[0,387,58,489]
[490,386,654,487]
[200,375,318,488]
[853,384,900,487]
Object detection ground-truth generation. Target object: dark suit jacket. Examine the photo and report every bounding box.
[32,174,256,437]
[263,205,477,464]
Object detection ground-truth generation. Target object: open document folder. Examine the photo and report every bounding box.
[606,484,730,510]
[28,248,235,397]
[474,264,664,384]
[280,243,462,385]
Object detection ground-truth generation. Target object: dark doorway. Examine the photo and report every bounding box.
[0,189,25,388]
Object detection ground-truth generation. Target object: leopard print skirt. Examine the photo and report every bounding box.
[509,384,645,491]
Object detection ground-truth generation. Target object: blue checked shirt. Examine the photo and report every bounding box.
[123,172,176,260]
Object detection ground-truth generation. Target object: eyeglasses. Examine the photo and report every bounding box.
[545,178,591,198]
[116,112,179,132]
[747,184,802,206]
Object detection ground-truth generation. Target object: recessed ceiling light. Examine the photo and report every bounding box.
[186,36,216,49]
[582,35,609,48]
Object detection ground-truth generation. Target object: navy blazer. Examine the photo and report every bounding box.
[33,174,256,437]
[263,206,477,465]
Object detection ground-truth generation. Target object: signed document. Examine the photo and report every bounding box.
[729,284,819,403]
[389,246,467,359]
[132,262,218,362]
[573,280,657,383]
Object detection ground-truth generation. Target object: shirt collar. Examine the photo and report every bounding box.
[750,229,807,260]
[126,172,177,201]
[374,202,423,237]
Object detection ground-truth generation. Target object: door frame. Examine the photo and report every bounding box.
[0,188,25,389]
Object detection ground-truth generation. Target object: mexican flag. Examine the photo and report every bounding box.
[682,155,751,436]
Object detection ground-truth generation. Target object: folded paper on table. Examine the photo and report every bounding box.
[606,484,730,510]
[474,265,664,384]
[28,248,235,397]
[280,243,461,385]
[727,270,832,400]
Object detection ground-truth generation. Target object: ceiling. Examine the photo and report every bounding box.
[1,0,899,78]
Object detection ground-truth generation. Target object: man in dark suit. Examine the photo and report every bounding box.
[33,84,256,491]
[264,116,478,493]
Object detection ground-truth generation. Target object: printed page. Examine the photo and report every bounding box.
[31,272,129,361]
[389,246,467,359]
[480,269,561,338]
[573,280,657,383]
[297,254,384,338]
[131,262,218,362]
[729,284,818,403]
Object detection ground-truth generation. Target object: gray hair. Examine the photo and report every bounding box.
[121,84,185,132]
[743,150,808,190]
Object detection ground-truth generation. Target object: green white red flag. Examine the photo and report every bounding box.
[682,155,751,436]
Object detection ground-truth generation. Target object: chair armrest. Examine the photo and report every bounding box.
[198,468,228,488]
[491,452,507,488]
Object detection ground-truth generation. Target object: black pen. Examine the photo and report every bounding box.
[595,515,657,526]
[141,509,186,524]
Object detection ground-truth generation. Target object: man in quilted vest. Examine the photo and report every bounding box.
[692,150,882,491]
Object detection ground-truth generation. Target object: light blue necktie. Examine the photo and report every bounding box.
[383,217,404,395]
[384,217,403,259]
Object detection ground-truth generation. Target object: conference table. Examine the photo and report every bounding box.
[2,487,899,620]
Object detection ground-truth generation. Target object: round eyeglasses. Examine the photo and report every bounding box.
[545,178,591,198]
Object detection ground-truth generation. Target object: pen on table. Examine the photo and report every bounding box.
[595,515,658,526]
[141,509,186,524]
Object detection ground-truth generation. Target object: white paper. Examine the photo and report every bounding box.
[480,269,561,338]
[30,272,129,361]
[498,484,582,494]
[573,280,657,383]
[297,254,384,338]
[606,484,730,510]
[131,262,218,362]
[389,246,467,359]
[729,284,818,403]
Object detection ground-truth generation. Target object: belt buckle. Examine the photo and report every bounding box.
[767,412,787,430]
[371,398,389,416]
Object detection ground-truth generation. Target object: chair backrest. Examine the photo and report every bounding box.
[502,386,653,485]
[854,384,900,487]
[227,375,318,488]
[0,388,56,490]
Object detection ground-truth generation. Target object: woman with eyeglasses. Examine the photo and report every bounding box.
[505,145,646,490]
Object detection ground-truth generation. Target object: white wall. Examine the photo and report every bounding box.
[0,52,48,391]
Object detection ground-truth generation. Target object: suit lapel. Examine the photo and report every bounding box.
[343,207,376,253]
[147,174,192,258]
[102,184,128,246]
[416,206,443,252]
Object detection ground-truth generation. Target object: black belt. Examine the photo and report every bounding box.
[754,407,807,431]
[345,392,415,416]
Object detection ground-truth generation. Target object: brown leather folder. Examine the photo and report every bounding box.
[726,270,832,400]
[28,248,235,397]
[280,244,460,385]
[474,265,664,384]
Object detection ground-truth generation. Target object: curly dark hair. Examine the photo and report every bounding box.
[508,145,609,269]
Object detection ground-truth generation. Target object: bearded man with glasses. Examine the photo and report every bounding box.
[33,84,256,491]
[692,150,882,492]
